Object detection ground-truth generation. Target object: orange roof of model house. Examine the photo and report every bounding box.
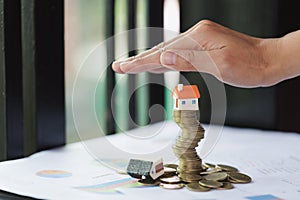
[172,85,200,99]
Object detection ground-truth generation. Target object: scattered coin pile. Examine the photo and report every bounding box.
[136,109,252,191]
[172,110,205,182]
[137,163,252,192]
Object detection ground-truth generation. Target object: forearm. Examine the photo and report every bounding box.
[279,30,300,80]
[263,30,300,85]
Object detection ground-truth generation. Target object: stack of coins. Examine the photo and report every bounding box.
[172,110,205,182]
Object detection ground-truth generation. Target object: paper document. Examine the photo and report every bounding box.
[0,121,299,200]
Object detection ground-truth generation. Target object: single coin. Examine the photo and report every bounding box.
[179,174,202,182]
[178,155,200,161]
[203,163,216,169]
[227,172,252,183]
[179,158,202,163]
[161,167,177,178]
[177,168,202,175]
[159,183,185,190]
[116,170,128,175]
[200,168,222,175]
[164,167,177,173]
[175,141,199,148]
[179,163,203,169]
[216,182,234,190]
[160,176,181,184]
[138,179,160,186]
[204,172,228,181]
[181,162,202,166]
[186,182,210,192]
[202,165,208,171]
[216,164,238,172]
[164,164,178,170]
[199,179,223,188]
[227,177,240,183]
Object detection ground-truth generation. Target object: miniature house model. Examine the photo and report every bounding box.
[127,158,164,181]
[172,84,200,110]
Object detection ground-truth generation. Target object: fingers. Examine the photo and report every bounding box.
[119,51,162,74]
[115,36,203,73]
[112,39,177,73]
[112,50,153,73]
[160,49,221,75]
[112,61,125,73]
[112,20,210,73]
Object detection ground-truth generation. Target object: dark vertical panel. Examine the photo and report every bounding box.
[147,0,164,123]
[21,0,37,156]
[21,0,65,155]
[21,0,37,155]
[276,0,300,132]
[0,0,7,161]
[34,0,65,151]
[127,0,137,129]
[4,0,23,159]
[105,0,116,134]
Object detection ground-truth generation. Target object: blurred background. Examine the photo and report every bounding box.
[65,0,300,143]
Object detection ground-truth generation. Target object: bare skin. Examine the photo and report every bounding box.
[112,20,300,88]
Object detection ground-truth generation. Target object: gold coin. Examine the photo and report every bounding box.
[138,179,160,186]
[228,177,240,183]
[179,163,203,169]
[186,182,210,192]
[161,167,177,178]
[160,176,181,184]
[176,138,199,148]
[202,165,208,171]
[176,153,199,160]
[179,135,203,140]
[116,170,127,175]
[216,164,238,172]
[179,160,202,164]
[172,145,188,153]
[164,164,178,170]
[200,168,222,175]
[204,172,228,181]
[227,172,252,183]
[199,179,223,188]
[178,164,203,170]
[176,141,199,148]
[179,174,202,182]
[203,163,216,169]
[179,159,202,169]
[159,183,185,190]
[164,167,177,173]
[177,168,202,175]
[216,182,234,190]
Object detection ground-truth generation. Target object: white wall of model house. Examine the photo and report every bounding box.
[173,97,199,110]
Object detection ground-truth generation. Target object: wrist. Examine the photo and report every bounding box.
[278,31,300,81]
[258,37,282,86]
[259,31,300,86]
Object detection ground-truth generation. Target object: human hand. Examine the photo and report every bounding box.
[112,20,280,87]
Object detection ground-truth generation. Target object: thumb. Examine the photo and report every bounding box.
[160,50,215,73]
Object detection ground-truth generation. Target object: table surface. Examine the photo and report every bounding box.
[0,121,299,200]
